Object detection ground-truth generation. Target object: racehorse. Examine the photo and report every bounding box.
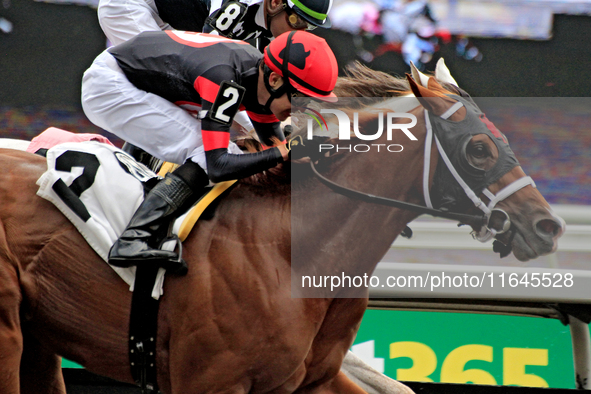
[0,61,564,394]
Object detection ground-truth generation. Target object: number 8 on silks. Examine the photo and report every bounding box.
[206,2,248,38]
[208,81,246,125]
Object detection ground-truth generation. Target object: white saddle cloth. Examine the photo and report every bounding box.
[36,141,168,298]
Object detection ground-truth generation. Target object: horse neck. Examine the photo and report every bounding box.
[291,107,430,287]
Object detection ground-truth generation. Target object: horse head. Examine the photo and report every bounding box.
[407,63,565,261]
[294,60,564,265]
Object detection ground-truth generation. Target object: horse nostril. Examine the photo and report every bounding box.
[536,219,562,238]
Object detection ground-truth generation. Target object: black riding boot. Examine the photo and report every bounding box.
[108,162,209,274]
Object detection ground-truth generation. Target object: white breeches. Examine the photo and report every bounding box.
[81,50,242,170]
[98,0,171,46]
[95,0,254,149]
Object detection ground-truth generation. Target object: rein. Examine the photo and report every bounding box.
[308,102,535,240]
[309,160,487,228]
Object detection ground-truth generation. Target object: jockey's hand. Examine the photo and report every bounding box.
[288,136,328,161]
[269,137,290,161]
[277,142,290,161]
[282,124,293,137]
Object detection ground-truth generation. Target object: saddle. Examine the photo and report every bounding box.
[35,139,234,290]
[175,180,236,240]
[156,161,236,242]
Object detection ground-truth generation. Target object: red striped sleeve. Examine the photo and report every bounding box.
[202,130,230,151]
[246,111,279,124]
[194,77,221,104]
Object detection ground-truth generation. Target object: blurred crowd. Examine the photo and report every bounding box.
[3,0,482,69]
[330,0,482,69]
[0,0,12,34]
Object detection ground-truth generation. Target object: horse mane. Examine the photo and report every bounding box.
[235,139,291,189]
[336,61,469,100]
[239,161,291,188]
[237,62,456,189]
[334,62,412,99]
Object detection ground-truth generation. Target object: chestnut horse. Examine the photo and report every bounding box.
[0,63,563,394]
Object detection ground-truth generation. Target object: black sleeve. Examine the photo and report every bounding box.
[252,120,285,147]
[198,67,284,182]
[205,147,283,183]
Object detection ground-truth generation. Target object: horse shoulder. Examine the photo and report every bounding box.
[0,150,71,266]
[0,150,63,393]
[161,186,340,392]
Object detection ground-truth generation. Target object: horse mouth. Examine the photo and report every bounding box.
[510,231,540,262]
[506,223,562,262]
[492,208,565,262]
[493,228,539,262]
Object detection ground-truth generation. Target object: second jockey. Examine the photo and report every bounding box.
[98,0,333,47]
[81,30,338,274]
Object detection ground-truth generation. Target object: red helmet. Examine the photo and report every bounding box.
[263,31,337,101]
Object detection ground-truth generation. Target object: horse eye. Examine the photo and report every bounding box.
[469,143,487,159]
[466,136,498,171]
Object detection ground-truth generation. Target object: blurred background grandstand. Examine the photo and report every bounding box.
[1,0,590,202]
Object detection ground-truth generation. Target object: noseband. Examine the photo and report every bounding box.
[310,101,536,244]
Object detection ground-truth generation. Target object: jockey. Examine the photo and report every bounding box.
[97,0,333,168]
[81,30,338,274]
[98,0,333,47]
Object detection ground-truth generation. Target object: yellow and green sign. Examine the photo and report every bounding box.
[352,309,576,389]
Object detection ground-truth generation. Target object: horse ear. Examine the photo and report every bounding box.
[410,61,430,87]
[406,73,466,119]
[426,77,455,96]
[435,58,459,87]
[407,73,436,98]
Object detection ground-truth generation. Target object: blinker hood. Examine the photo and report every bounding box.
[428,95,520,210]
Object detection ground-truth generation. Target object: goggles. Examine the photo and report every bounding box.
[288,90,309,103]
[284,5,317,31]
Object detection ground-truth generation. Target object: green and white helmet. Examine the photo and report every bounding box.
[287,0,332,28]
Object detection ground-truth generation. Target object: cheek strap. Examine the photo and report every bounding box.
[263,31,296,112]
[263,64,287,112]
